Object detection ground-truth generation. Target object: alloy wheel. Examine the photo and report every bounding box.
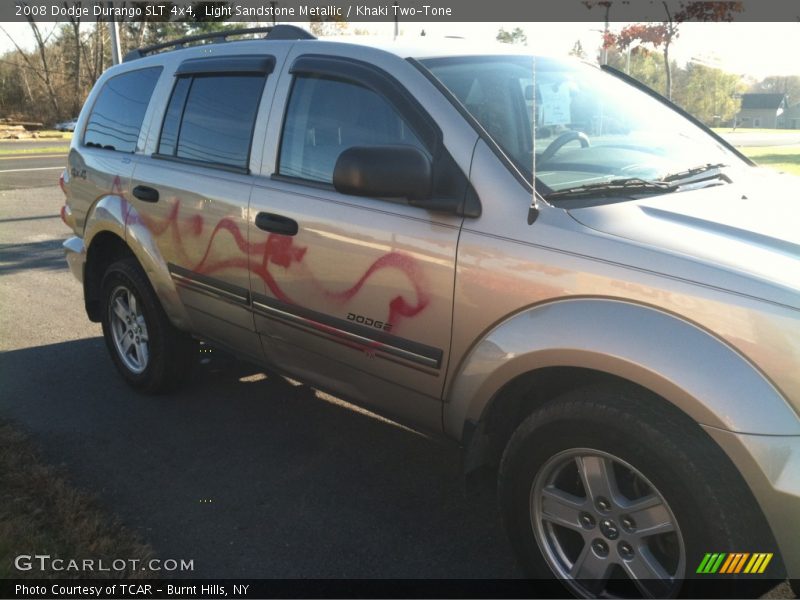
[530,448,686,598]
[108,284,150,374]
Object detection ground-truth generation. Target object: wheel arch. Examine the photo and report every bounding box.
[449,297,800,481]
[82,195,191,329]
[84,230,135,321]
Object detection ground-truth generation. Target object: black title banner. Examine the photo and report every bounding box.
[5,0,800,22]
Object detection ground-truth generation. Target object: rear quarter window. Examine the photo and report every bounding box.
[83,67,162,153]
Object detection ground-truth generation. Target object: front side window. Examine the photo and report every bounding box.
[158,74,266,170]
[278,75,426,184]
[83,67,162,153]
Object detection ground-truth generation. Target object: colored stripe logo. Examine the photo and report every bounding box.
[696,553,773,574]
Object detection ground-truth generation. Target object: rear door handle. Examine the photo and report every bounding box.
[132,185,159,203]
[255,212,298,236]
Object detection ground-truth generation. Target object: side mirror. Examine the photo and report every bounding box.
[524,84,534,101]
[333,145,432,202]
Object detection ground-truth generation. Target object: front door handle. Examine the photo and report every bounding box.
[255,212,298,236]
[132,185,159,203]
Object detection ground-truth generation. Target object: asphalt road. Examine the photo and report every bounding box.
[0,145,795,595]
[0,139,71,151]
[0,178,518,579]
[0,140,69,191]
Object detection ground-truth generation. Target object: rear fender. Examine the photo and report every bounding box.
[84,195,191,330]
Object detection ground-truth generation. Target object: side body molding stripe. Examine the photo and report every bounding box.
[168,263,250,305]
[167,264,443,371]
[251,293,443,370]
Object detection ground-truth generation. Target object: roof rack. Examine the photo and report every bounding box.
[123,25,316,62]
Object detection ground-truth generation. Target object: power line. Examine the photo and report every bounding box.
[0,57,84,78]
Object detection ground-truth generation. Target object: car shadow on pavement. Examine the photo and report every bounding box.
[0,337,520,579]
[0,238,66,274]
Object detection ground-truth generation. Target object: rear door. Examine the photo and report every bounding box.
[130,54,278,359]
[248,52,473,426]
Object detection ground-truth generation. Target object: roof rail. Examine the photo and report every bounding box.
[123,25,315,63]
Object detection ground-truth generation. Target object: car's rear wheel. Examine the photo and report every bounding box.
[101,257,195,393]
[498,384,777,598]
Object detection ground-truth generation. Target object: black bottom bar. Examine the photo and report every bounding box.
[2,579,795,599]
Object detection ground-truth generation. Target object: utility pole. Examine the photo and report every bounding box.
[393,2,399,40]
[108,1,121,65]
[602,1,611,65]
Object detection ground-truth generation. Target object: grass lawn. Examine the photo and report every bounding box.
[36,130,73,140]
[0,419,154,578]
[713,127,800,135]
[0,131,71,146]
[740,145,800,176]
[0,145,70,156]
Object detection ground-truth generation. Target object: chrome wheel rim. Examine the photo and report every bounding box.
[109,284,149,374]
[530,448,686,598]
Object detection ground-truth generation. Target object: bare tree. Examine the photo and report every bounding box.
[65,1,83,115]
[0,16,61,115]
[26,16,61,114]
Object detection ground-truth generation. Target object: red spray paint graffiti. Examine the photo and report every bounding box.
[116,178,429,331]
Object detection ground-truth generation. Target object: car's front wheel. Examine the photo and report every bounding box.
[101,257,195,393]
[498,384,776,598]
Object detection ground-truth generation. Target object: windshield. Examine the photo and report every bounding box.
[420,55,741,196]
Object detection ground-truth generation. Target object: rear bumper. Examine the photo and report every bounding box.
[704,426,800,578]
[63,236,85,283]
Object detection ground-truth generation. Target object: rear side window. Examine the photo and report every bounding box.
[278,75,426,183]
[157,74,266,171]
[83,67,162,153]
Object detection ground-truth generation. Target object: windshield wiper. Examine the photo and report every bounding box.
[660,162,729,184]
[545,177,678,201]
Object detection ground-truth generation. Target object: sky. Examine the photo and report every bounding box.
[2,21,799,80]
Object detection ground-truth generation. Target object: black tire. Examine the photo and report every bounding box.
[101,257,195,393]
[498,383,779,598]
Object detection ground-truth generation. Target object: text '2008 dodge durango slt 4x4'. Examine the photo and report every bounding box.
[60,26,800,597]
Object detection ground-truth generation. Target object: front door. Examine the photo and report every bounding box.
[249,56,466,426]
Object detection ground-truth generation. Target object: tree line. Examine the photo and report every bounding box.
[498,25,799,128]
[1,14,796,128]
[0,2,362,127]
[1,17,234,124]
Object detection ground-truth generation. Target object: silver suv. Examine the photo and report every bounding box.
[61,26,799,596]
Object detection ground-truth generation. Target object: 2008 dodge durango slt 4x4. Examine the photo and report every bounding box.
[60,26,800,597]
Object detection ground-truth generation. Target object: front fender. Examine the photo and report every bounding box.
[84,195,191,330]
[445,298,800,439]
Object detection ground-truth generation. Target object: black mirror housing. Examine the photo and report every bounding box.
[333,145,433,201]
